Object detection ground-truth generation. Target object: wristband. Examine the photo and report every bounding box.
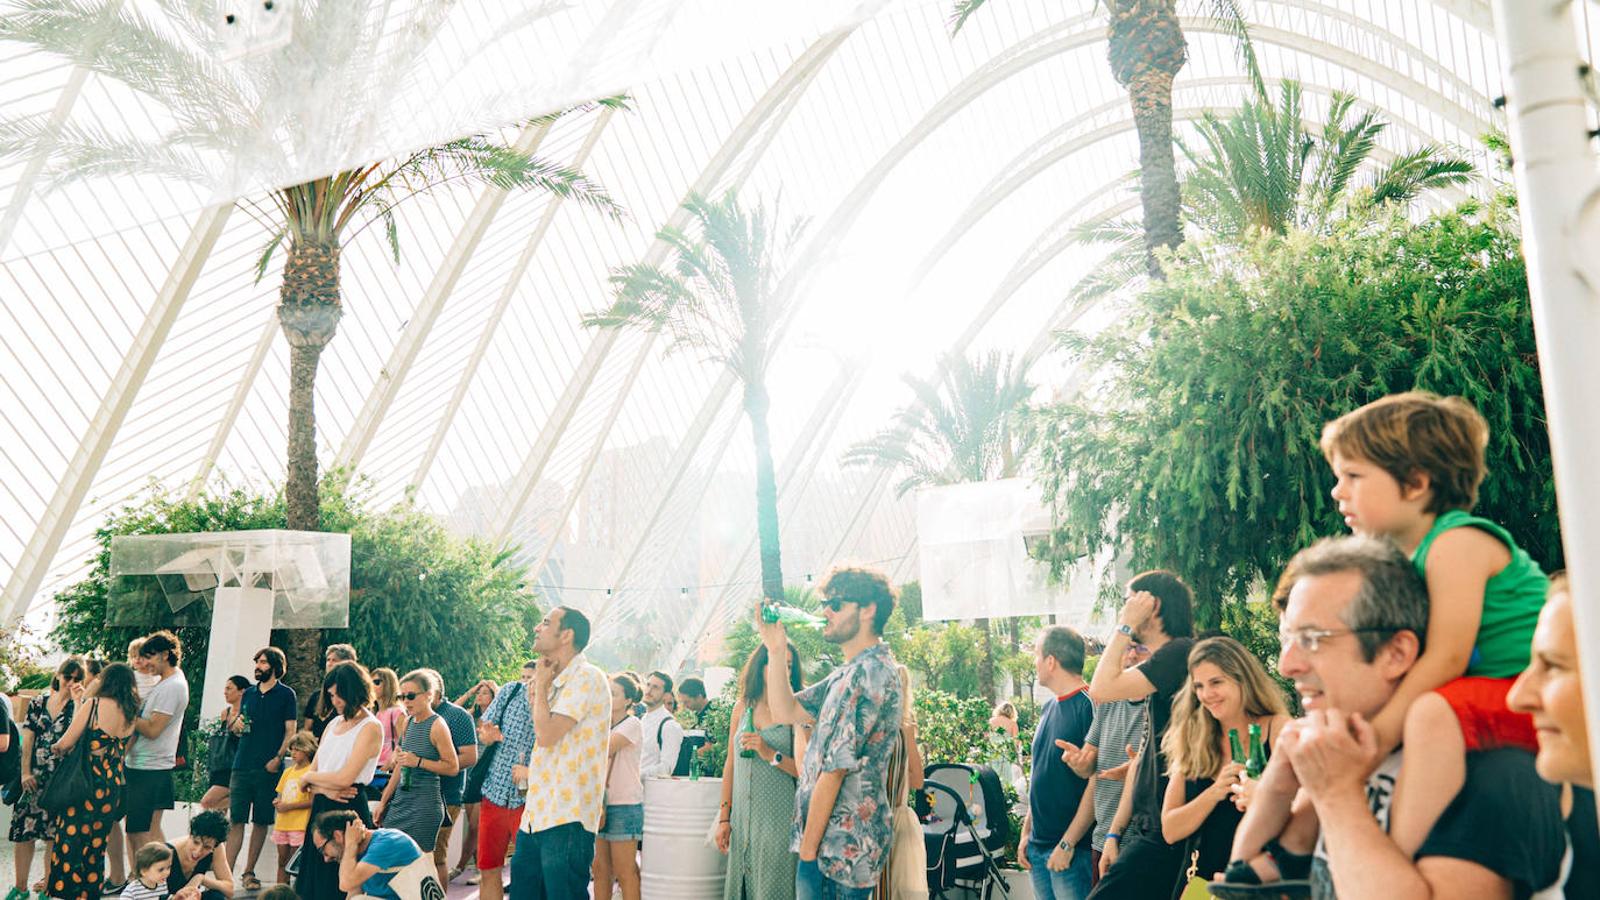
[1105,833,1120,843]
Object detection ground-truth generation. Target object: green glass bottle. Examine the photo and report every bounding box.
[1228,728,1245,765]
[1246,723,1266,779]
[739,707,758,759]
[761,602,824,628]
[689,753,703,781]
[400,763,413,791]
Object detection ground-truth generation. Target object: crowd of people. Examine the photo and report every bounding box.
[2,389,1598,900]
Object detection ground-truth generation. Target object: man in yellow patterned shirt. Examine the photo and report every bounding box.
[508,606,610,900]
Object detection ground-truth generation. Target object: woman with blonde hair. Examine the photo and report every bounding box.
[877,664,927,900]
[1159,637,1291,885]
[369,667,404,776]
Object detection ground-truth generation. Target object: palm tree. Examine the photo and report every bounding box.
[1073,79,1475,293]
[584,191,806,606]
[843,351,1034,700]
[952,0,1254,278]
[0,0,622,697]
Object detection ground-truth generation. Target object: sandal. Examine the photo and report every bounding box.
[241,874,262,892]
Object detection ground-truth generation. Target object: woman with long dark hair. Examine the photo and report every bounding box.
[45,662,138,900]
[296,662,383,900]
[199,675,251,813]
[716,641,806,900]
[7,657,87,900]
[1160,637,1291,885]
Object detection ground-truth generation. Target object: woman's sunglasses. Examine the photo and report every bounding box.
[398,691,425,701]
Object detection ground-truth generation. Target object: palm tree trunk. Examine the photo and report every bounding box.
[276,235,342,703]
[978,617,997,702]
[743,380,785,603]
[1107,0,1187,277]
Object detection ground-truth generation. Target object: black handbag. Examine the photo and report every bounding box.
[39,702,96,815]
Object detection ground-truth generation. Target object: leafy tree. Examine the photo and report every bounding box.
[953,0,1255,276]
[0,1,621,701]
[1032,198,1556,634]
[1076,79,1475,293]
[51,476,542,745]
[586,191,806,605]
[845,352,1033,701]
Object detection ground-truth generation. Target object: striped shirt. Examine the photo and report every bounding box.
[1086,697,1148,851]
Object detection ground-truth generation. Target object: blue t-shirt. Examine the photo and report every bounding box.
[1029,687,1093,848]
[360,828,423,900]
[235,681,299,770]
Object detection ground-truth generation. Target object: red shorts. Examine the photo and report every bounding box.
[478,800,522,870]
[1436,676,1537,752]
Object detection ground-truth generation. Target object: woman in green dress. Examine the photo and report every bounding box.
[715,641,807,900]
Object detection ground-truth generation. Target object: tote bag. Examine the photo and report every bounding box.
[40,703,97,815]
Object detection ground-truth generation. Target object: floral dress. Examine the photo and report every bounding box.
[7,692,75,843]
[46,705,128,900]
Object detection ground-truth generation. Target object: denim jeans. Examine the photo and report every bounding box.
[796,857,875,900]
[507,822,595,900]
[1025,840,1093,900]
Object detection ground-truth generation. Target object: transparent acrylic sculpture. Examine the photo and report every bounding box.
[109,530,351,629]
[915,478,1108,630]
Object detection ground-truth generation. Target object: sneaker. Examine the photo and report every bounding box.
[7,886,29,900]
[100,881,127,898]
[464,869,482,886]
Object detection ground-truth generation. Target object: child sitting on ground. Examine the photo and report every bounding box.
[120,843,173,900]
[1229,391,1548,881]
[271,731,319,888]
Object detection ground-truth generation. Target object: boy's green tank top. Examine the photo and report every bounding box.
[1411,509,1548,678]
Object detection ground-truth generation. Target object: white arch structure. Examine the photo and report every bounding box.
[0,0,1556,658]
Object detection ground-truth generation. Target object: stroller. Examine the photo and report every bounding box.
[920,763,1012,899]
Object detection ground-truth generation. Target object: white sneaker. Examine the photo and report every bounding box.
[463,868,482,886]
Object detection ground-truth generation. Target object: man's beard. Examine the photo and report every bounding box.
[255,668,272,683]
[824,618,860,645]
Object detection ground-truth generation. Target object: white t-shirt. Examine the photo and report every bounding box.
[639,706,683,778]
[606,716,644,806]
[127,669,189,771]
[316,714,383,785]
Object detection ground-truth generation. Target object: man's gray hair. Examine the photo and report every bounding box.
[1285,535,1428,661]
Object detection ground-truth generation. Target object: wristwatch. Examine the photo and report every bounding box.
[1116,623,1133,637]
[770,751,785,767]
[1057,837,1074,853]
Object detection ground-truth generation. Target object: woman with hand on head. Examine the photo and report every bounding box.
[1159,637,1290,887]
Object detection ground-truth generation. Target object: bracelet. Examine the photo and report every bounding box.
[1105,833,1120,843]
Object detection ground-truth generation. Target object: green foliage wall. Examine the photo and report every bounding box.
[51,477,541,759]
[1034,199,1556,634]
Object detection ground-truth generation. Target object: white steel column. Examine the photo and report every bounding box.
[187,316,278,501]
[411,109,617,490]
[336,118,557,473]
[2,204,232,624]
[1489,0,1600,812]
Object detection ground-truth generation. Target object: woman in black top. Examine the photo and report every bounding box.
[1508,575,1599,898]
[1159,637,1291,883]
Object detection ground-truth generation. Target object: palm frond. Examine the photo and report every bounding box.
[253,227,287,285]
[1368,146,1475,206]
[948,0,991,35]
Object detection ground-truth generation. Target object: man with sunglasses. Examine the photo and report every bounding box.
[310,810,423,900]
[1227,536,1563,900]
[757,566,904,900]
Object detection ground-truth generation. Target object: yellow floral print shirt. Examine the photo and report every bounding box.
[519,655,611,834]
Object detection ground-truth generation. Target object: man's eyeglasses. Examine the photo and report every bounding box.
[1279,625,1401,654]
[398,692,424,701]
[820,598,859,613]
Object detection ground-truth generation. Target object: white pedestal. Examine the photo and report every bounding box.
[200,586,275,720]
[641,777,726,899]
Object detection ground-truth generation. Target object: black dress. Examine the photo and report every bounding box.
[1181,739,1273,880]
[165,841,226,900]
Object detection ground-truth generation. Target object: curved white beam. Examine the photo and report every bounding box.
[3,204,233,624]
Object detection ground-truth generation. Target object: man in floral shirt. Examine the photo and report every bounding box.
[758,567,905,900]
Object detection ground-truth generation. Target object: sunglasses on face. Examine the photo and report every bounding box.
[820,598,859,613]
[398,692,424,701]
